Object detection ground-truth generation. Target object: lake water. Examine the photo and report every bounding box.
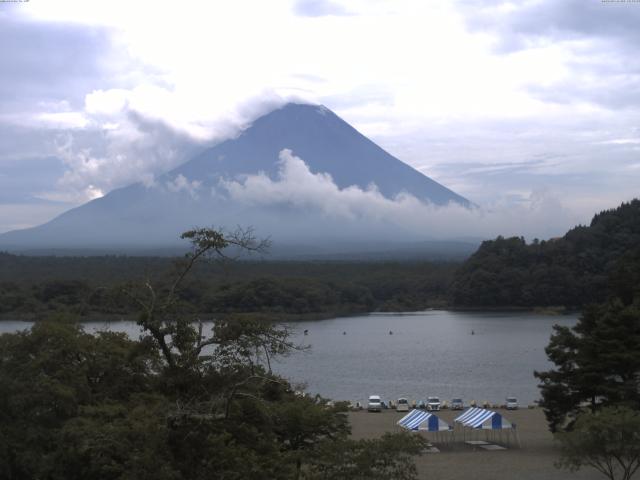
[0,310,577,405]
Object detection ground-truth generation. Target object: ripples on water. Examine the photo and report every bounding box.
[0,310,577,405]
[272,310,577,405]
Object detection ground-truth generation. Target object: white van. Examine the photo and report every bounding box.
[427,396,441,411]
[368,395,383,412]
[506,397,519,410]
[396,398,409,412]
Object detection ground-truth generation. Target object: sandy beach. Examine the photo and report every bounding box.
[348,408,604,480]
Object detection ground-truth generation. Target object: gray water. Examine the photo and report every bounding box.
[0,310,577,405]
[273,311,577,406]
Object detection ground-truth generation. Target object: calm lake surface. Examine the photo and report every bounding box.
[0,310,577,405]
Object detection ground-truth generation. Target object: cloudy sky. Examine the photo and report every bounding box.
[1,0,639,238]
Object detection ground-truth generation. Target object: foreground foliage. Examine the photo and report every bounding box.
[0,228,424,480]
[556,406,640,480]
[534,222,640,477]
[305,433,426,480]
[535,298,640,432]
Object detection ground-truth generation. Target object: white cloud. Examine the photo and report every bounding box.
[16,0,584,128]
[221,148,416,220]
[84,88,129,116]
[37,119,190,205]
[166,174,201,199]
[28,85,288,207]
[292,0,352,17]
[221,149,579,239]
[2,1,640,235]
[82,85,285,142]
[35,184,103,204]
[598,138,640,145]
[33,111,89,129]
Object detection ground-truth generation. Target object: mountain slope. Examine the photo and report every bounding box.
[0,103,470,251]
[176,103,468,205]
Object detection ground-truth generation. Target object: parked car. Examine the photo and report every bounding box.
[368,395,383,412]
[426,396,441,411]
[451,398,464,410]
[506,397,519,410]
[396,398,410,412]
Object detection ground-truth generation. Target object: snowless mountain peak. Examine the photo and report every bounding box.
[0,102,471,251]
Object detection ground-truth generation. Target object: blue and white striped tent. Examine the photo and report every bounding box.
[397,409,452,432]
[454,407,520,447]
[454,407,512,430]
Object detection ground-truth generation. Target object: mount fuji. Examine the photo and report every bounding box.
[0,103,472,255]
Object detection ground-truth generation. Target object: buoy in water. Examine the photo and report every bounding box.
[343,331,346,335]
[471,330,475,335]
[303,329,308,335]
[389,330,393,335]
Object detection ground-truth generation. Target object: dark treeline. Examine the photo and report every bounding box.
[451,199,640,308]
[3,199,640,318]
[0,255,457,319]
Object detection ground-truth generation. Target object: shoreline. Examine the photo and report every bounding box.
[0,306,581,323]
[446,305,580,315]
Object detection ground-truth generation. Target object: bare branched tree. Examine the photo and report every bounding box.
[121,226,317,424]
[123,226,273,370]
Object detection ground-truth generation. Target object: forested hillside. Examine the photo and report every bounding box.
[451,199,640,308]
[0,255,456,319]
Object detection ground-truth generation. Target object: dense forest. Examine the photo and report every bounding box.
[2,199,640,318]
[0,255,457,320]
[451,199,640,308]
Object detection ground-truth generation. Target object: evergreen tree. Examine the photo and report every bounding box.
[535,299,640,432]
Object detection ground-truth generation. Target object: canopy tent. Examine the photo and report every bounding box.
[454,407,520,447]
[397,409,452,444]
[454,407,512,429]
[398,409,451,432]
